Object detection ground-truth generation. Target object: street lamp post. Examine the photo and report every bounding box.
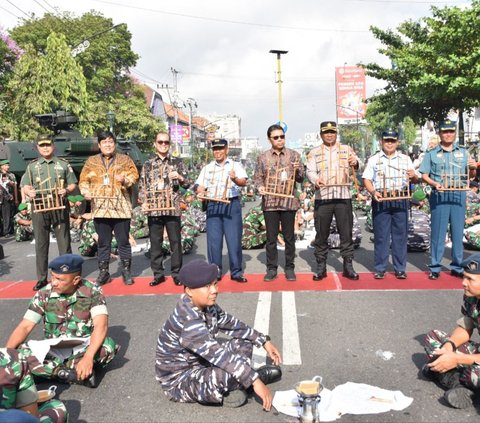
[106,111,115,133]
[71,23,123,57]
[185,98,197,167]
[269,50,288,125]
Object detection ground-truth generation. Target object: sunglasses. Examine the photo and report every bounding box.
[157,141,170,145]
[270,135,285,140]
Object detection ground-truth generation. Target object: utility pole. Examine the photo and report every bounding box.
[171,67,181,155]
[185,98,197,168]
[269,50,288,125]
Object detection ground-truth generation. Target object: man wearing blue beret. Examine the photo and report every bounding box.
[155,259,282,410]
[419,119,477,280]
[422,254,480,408]
[6,254,119,388]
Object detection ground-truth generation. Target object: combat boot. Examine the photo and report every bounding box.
[313,261,327,281]
[121,259,134,285]
[96,261,111,286]
[343,257,359,280]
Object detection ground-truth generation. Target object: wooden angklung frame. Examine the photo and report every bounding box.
[142,164,175,212]
[89,182,123,218]
[376,163,412,201]
[314,144,355,188]
[263,155,299,199]
[197,165,232,204]
[438,160,470,191]
[28,165,65,213]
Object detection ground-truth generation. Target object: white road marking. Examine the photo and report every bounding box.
[252,291,272,368]
[282,291,302,365]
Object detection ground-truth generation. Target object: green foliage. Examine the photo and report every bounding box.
[364,0,480,124]
[402,116,417,145]
[4,32,91,140]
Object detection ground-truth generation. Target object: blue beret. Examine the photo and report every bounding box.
[179,259,218,288]
[438,120,456,131]
[49,254,84,274]
[461,254,480,274]
[211,139,228,148]
[381,130,399,140]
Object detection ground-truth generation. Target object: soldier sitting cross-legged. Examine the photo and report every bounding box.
[6,254,119,389]
[155,259,282,410]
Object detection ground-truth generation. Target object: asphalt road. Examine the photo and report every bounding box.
[1,205,479,422]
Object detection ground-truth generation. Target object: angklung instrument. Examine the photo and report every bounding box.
[142,162,176,212]
[196,164,232,204]
[262,155,299,199]
[28,165,65,213]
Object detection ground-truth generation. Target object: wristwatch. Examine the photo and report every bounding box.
[262,335,271,345]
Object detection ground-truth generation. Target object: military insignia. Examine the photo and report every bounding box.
[60,264,69,273]
[437,152,443,159]
[454,152,463,159]
[467,260,478,271]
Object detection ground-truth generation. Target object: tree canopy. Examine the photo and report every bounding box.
[364,0,480,125]
[1,11,164,141]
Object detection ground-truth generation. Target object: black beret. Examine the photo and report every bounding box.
[320,121,337,133]
[179,259,218,288]
[469,181,479,188]
[49,254,84,274]
[211,139,228,148]
[461,254,480,274]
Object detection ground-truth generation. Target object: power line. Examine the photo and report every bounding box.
[90,0,368,33]
[32,0,51,14]
[0,5,19,18]
[40,0,60,14]
[5,0,31,18]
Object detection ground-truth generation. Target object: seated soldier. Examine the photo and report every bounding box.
[6,254,119,388]
[67,195,86,243]
[0,347,67,423]
[155,259,282,410]
[13,203,33,242]
[422,253,480,408]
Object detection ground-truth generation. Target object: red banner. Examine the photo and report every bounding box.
[335,66,367,125]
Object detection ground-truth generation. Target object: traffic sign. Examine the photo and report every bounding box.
[276,121,288,133]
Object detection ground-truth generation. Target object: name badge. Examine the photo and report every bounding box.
[103,175,110,185]
[454,152,463,159]
[436,152,443,159]
[280,170,288,181]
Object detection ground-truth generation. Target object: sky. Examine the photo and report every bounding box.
[0,0,470,147]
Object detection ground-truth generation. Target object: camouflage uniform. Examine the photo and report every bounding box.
[327,213,362,249]
[0,347,68,423]
[130,206,149,239]
[184,205,206,233]
[424,295,480,389]
[464,230,480,250]
[241,205,267,249]
[14,211,33,242]
[408,208,431,251]
[17,280,119,379]
[155,295,268,404]
[69,204,84,243]
[161,213,196,255]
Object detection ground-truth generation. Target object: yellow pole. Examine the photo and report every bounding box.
[270,50,288,125]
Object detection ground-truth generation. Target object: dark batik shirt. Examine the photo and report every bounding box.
[254,148,304,211]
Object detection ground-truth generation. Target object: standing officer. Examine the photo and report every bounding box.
[195,139,248,283]
[21,134,77,291]
[79,131,139,285]
[420,119,477,280]
[254,124,304,281]
[362,130,417,279]
[0,159,17,237]
[306,121,360,281]
[139,131,190,287]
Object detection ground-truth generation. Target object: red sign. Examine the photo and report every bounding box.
[182,127,190,141]
[335,66,367,125]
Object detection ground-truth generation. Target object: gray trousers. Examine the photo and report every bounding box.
[164,339,253,404]
[32,209,71,281]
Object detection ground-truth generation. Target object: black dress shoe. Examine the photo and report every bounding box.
[217,274,223,282]
[450,270,464,278]
[263,270,277,282]
[149,276,166,286]
[231,276,248,283]
[285,269,296,281]
[173,276,182,286]
[428,272,440,280]
[395,271,407,279]
[33,280,48,291]
[312,271,327,281]
[374,271,385,279]
[256,365,282,385]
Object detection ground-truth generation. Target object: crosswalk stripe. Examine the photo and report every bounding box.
[252,291,272,368]
[282,291,302,365]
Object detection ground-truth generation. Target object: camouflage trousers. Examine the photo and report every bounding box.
[242,230,267,250]
[424,329,480,389]
[18,337,119,379]
[164,339,254,404]
[14,226,33,242]
[39,399,68,423]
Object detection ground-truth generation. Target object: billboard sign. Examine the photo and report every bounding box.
[170,124,184,144]
[335,66,367,125]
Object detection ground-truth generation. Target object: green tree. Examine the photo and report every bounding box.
[5,32,91,139]
[9,11,138,101]
[402,116,417,146]
[364,0,480,124]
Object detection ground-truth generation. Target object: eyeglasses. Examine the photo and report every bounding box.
[382,139,398,143]
[270,135,285,140]
[156,141,170,145]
